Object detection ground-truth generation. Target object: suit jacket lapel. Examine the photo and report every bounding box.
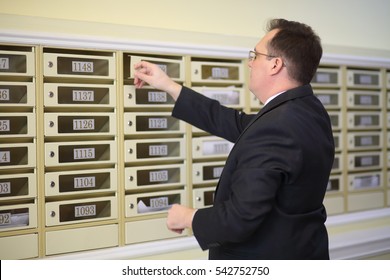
[237,84,314,141]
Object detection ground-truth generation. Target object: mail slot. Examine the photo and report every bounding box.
[44,83,116,107]
[125,190,185,217]
[45,168,117,196]
[192,136,234,159]
[387,113,390,128]
[387,73,390,88]
[192,86,245,108]
[333,132,342,152]
[347,192,385,212]
[0,82,35,106]
[0,234,38,260]
[45,196,117,226]
[124,112,184,134]
[129,55,184,81]
[43,52,115,79]
[125,164,185,190]
[348,151,382,170]
[388,133,390,147]
[348,171,382,191]
[388,152,390,168]
[311,68,340,87]
[328,112,342,130]
[45,140,117,167]
[332,154,343,173]
[0,203,37,232]
[388,91,390,108]
[346,90,381,108]
[44,113,115,136]
[388,171,390,186]
[324,196,344,215]
[45,224,118,255]
[0,50,35,76]
[326,175,341,192]
[314,90,341,109]
[0,113,35,137]
[192,161,225,184]
[347,132,382,150]
[125,138,185,163]
[347,69,382,88]
[125,218,183,244]
[193,187,216,209]
[0,173,36,200]
[0,143,35,169]
[191,61,244,84]
[124,85,175,108]
[347,112,381,130]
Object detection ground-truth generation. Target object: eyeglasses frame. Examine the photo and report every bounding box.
[248,50,287,67]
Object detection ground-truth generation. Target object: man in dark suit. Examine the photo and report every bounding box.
[134,18,335,260]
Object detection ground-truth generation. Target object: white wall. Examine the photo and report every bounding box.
[0,0,389,55]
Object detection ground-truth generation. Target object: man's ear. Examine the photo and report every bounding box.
[270,57,284,74]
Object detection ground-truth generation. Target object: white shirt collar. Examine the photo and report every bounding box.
[263,91,286,106]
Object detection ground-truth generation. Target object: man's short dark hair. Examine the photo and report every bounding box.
[266,18,322,85]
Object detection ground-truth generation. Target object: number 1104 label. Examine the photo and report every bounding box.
[0,151,10,163]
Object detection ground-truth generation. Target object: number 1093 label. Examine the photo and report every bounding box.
[74,205,96,217]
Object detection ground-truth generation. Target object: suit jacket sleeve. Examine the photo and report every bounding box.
[172,86,255,143]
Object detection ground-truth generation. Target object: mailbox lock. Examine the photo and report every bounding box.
[194,69,199,74]
[50,151,55,157]
[48,91,54,98]
[129,176,134,182]
[128,93,133,99]
[128,148,133,154]
[50,211,56,217]
[129,203,134,209]
[196,171,200,176]
[50,181,56,188]
[196,146,200,151]
[196,196,202,202]
[128,121,133,127]
[48,61,54,68]
[49,121,55,127]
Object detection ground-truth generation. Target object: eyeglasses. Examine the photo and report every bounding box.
[248,50,277,61]
[248,50,287,67]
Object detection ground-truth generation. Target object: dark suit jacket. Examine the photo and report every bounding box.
[172,84,335,259]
